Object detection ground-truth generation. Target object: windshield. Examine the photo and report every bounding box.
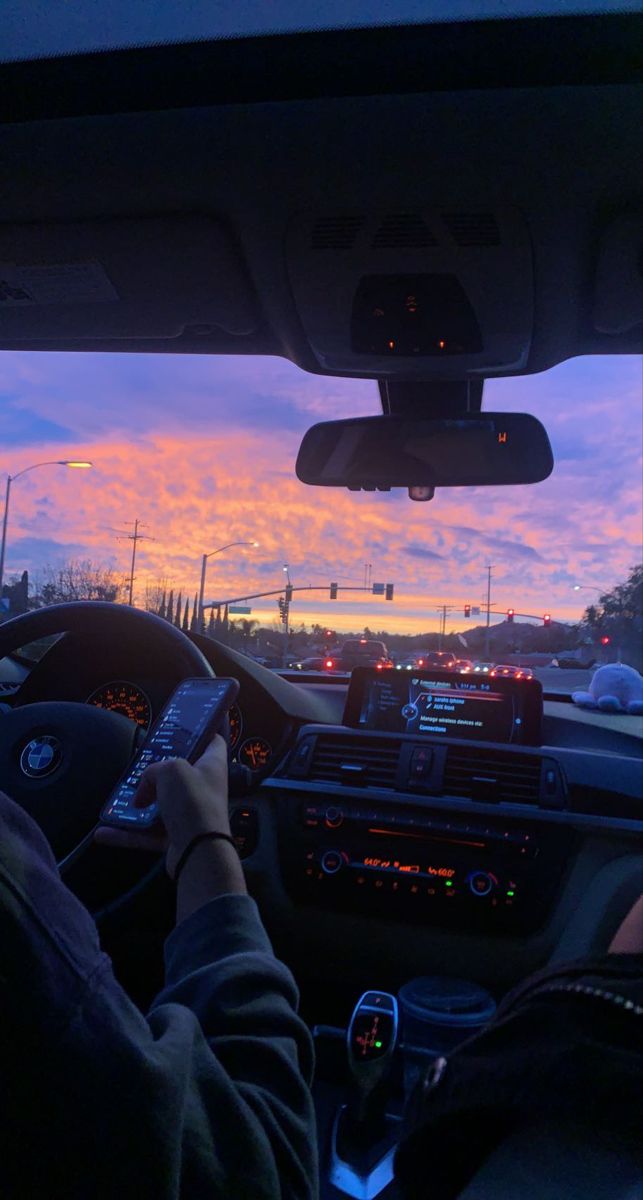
[3,1,634,62]
[1,351,641,692]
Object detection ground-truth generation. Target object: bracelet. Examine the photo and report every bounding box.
[172,831,238,885]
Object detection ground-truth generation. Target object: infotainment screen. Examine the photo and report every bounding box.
[343,668,542,745]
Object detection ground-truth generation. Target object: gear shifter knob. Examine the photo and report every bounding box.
[346,991,398,1125]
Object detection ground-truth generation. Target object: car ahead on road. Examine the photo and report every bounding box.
[295,656,336,672]
[335,639,393,671]
[473,662,495,674]
[490,664,535,680]
[421,651,457,670]
[454,658,474,673]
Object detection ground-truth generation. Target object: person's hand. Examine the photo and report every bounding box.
[94,736,231,878]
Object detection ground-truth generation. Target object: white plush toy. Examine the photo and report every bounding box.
[572,663,643,715]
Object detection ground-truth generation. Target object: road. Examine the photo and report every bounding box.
[531,666,593,692]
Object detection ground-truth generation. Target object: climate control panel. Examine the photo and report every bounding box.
[278,796,572,935]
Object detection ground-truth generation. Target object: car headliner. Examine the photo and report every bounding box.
[0,11,640,392]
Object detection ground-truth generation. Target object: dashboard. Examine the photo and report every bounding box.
[3,631,643,1009]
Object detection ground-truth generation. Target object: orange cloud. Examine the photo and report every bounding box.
[4,422,640,634]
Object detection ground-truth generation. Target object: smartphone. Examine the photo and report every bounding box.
[100,676,240,828]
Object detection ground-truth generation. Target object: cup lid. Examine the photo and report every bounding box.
[398,976,496,1026]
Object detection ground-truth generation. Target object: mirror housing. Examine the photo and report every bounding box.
[296,412,553,495]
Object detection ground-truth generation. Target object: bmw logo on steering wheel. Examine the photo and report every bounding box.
[20,735,63,779]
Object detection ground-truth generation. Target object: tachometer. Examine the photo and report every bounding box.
[87,681,152,730]
[229,703,242,750]
[239,737,272,770]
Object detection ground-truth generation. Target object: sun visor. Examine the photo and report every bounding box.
[0,215,259,340]
[593,213,643,335]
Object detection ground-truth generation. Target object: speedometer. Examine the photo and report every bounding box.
[87,681,152,730]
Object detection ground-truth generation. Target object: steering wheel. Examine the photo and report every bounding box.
[0,603,214,866]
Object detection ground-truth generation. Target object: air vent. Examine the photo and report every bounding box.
[308,735,400,788]
[442,212,500,247]
[443,747,542,805]
[372,213,438,249]
[311,215,365,250]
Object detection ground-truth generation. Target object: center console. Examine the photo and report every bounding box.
[269,669,573,936]
[276,789,571,935]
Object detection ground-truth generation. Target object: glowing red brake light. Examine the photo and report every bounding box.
[417,658,424,666]
[325,659,334,669]
[376,662,383,670]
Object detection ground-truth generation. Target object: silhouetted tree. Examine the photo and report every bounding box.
[182,597,190,632]
[190,593,199,633]
[207,609,215,638]
[166,589,174,623]
[580,563,643,669]
[33,561,123,606]
[175,592,183,628]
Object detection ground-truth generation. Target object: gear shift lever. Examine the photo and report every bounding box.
[346,991,399,1126]
[329,992,400,1199]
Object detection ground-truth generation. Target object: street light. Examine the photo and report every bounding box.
[198,540,259,629]
[0,460,93,597]
[572,583,606,596]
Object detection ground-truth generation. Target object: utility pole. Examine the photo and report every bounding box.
[484,565,494,658]
[438,604,447,649]
[113,520,155,606]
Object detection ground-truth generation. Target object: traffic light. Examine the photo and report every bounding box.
[507,608,515,623]
[285,585,293,604]
[330,581,338,600]
[277,597,287,624]
[464,604,471,618]
[600,635,610,646]
[385,583,394,601]
[325,629,334,639]
[543,613,551,627]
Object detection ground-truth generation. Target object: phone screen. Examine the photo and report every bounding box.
[101,677,239,827]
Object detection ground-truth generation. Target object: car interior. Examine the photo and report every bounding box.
[1,7,642,1198]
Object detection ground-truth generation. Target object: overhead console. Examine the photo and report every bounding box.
[286,206,534,377]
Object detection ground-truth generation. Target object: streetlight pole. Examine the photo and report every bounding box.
[282,563,292,667]
[198,540,259,630]
[572,584,606,597]
[0,460,92,599]
[484,565,493,659]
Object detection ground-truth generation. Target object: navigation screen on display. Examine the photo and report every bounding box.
[344,669,542,745]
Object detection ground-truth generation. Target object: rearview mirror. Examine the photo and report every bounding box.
[296,413,553,498]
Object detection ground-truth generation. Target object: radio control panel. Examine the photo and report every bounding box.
[278,796,573,935]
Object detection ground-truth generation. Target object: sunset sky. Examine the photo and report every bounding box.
[1,349,641,635]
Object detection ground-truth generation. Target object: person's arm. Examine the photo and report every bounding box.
[0,745,318,1199]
